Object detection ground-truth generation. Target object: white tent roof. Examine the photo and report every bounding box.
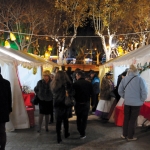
[106,45,150,66]
[0,46,59,67]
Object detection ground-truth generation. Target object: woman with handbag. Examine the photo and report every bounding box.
[34,70,53,133]
[50,71,73,143]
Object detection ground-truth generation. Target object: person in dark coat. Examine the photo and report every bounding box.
[115,69,128,102]
[73,71,92,139]
[90,70,100,114]
[0,67,12,150]
[34,70,53,133]
[50,71,73,143]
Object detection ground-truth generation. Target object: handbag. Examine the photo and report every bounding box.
[31,95,39,105]
[110,91,116,98]
[65,90,75,107]
[64,83,75,107]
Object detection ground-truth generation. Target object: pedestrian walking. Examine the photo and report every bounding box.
[118,64,148,141]
[73,71,92,139]
[90,70,100,114]
[50,71,73,143]
[34,70,53,133]
[0,67,12,150]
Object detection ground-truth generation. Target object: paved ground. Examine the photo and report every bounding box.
[6,111,150,150]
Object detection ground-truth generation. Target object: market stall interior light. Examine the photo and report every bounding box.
[4,40,10,48]
[0,47,31,62]
[10,32,16,41]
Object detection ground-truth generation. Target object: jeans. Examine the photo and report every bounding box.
[123,105,140,139]
[0,123,6,150]
[75,103,90,136]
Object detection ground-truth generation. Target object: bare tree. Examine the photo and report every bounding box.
[0,0,49,51]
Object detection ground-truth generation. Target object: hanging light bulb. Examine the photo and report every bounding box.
[4,40,10,48]
[10,32,16,41]
[48,45,52,51]
[45,50,50,59]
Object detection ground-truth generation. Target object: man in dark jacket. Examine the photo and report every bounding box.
[90,70,100,114]
[0,67,12,150]
[73,71,92,139]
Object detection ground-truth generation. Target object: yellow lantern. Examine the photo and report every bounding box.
[45,50,50,59]
[48,45,52,51]
[4,40,10,48]
[118,46,123,56]
[10,32,16,41]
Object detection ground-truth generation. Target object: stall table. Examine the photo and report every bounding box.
[140,102,150,120]
[22,92,35,110]
[115,102,150,126]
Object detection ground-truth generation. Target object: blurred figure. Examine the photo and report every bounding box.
[95,71,115,121]
[73,71,92,139]
[61,66,65,72]
[0,67,12,150]
[118,65,147,141]
[90,70,100,114]
[34,70,53,133]
[85,74,91,82]
[115,69,128,102]
[72,68,81,83]
[51,71,73,143]
[66,67,73,82]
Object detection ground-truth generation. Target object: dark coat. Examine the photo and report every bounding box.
[34,79,53,101]
[100,76,114,101]
[73,78,93,104]
[52,82,73,119]
[0,74,12,123]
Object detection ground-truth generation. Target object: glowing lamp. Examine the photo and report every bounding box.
[10,32,16,41]
[48,45,52,51]
[4,40,10,48]
[45,50,50,59]
[26,36,29,40]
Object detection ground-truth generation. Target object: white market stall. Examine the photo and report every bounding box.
[99,45,150,126]
[0,46,59,130]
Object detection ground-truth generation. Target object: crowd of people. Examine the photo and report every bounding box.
[34,67,99,143]
[0,64,148,149]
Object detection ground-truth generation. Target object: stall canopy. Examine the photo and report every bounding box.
[106,45,150,67]
[0,46,59,89]
[99,45,150,101]
[0,46,59,130]
[0,46,60,67]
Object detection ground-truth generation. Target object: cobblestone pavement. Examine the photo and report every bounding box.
[6,112,150,150]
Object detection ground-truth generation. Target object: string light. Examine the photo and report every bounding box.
[0,29,150,38]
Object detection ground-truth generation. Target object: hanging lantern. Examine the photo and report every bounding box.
[10,32,16,41]
[33,67,37,75]
[45,50,50,59]
[4,40,10,48]
[118,46,123,56]
[48,45,52,51]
